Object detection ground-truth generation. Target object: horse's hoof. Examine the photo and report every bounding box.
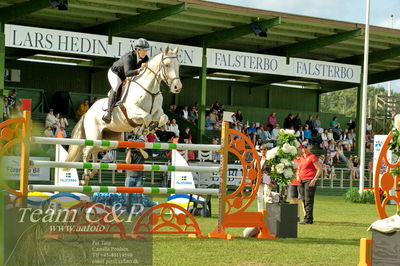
[148,122,159,131]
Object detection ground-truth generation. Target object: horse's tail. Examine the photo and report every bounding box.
[66,115,86,162]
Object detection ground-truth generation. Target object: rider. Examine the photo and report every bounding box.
[102,38,150,123]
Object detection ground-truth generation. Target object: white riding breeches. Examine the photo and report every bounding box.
[108,69,122,92]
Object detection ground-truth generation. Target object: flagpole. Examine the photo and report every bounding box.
[359,0,371,195]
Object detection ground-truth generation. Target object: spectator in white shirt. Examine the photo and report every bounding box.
[271,124,280,140]
[320,129,329,150]
[327,128,334,141]
[313,115,323,134]
[166,118,180,137]
[180,105,189,120]
[45,109,57,130]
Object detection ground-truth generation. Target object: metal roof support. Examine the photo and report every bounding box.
[337,46,400,65]
[198,45,207,143]
[0,23,5,265]
[184,17,281,47]
[0,0,51,23]
[87,3,187,35]
[260,28,362,57]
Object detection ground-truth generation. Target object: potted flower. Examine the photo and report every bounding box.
[264,129,300,238]
[266,129,299,202]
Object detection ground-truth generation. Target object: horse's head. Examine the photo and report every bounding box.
[161,46,182,94]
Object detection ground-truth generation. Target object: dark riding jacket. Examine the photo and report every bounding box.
[111,52,149,80]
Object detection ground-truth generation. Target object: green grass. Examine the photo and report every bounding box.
[5,191,397,266]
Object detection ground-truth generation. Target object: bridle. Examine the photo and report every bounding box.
[125,53,180,114]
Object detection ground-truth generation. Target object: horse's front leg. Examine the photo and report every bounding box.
[89,151,99,179]
[129,105,152,127]
[151,108,168,128]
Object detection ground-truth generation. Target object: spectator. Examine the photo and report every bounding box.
[55,126,67,138]
[3,96,10,119]
[125,144,149,213]
[267,112,277,127]
[189,106,198,124]
[257,144,274,211]
[305,116,314,131]
[366,132,373,152]
[330,116,341,136]
[168,104,176,113]
[297,143,322,224]
[283,113,295,129]
[100,150,116,163]
[336,141,347,162]
[146,132,159,157]
[303,124,313,144]
[327,128,334,141]
[209,109,219,123]
[205,114,216,130]
[76,99,90,121]
[256,125,266,142]
[247,123,257,143]
[340,129,351,151]
[44,126,54,137]
[348,129,356,150]
[179,127,192,144]
[319,154,335,179]
[55,112,69,129]
[313,115,323,134]
[296,126,304,142]
[264,128,272,141]
[45,109,57,129]
[320,129,329,150]
[293,113,302,131]
[271,124,280,140]
[165,118,179,137]
[6,90,17,117]
[347,119,356,131]
[212,138,221,162]
[180,105,189,120]
[234,110,243,123]
[327,140,338,164]
[366,120,374,136]
[347,155,359,180]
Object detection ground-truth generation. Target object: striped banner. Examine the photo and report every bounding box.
[31,137,221,151]
[29,185,220,195]
[30,160,220,173]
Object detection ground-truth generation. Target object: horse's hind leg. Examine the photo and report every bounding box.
[81,147,92,185]
[88,151,99,179]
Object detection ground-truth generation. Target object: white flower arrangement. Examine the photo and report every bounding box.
[266,128,299,187]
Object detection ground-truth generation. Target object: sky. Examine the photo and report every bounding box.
[210,0,400,92]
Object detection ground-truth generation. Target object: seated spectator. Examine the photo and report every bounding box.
[340,129,352,151]
[3,96,10,119]
[303,124,313,144]
[366,120,374,136]
[330,116,342,136]
[320,129,329,150]
[247,123,257,143]
[189,106,198,124]
[55,126,67,138]
[55,112,69,129]
[218,104,225,121]
[44,126,54,137]
[347,119,356,131]
[347,155,359,180]
[305,116,314,132]
[327,128,334,141]
[366,132,373,152]
[6,90,17,117]
[205,114,216,130]
[90,97,99,107]
[45,109,57,130]
[348,129,356,150]
[296,126,304,142]
[209,109,219,123]
[100,150,116,163]
[75,99,90,121]
[336,141,347,162]
[179,127,192,144]
[271,124,280,140]
[234,109,244,123]
[327,140,338,164]
[319,154,335,179]
[267,112,277,128]
[212,137,221,162]
[283,113,294,129]
[165,119,180,137]
[264,128,272,141]
[146,132,159,157]
[313,115,323,134]
[256,125,266,142]
[180,105,189,120]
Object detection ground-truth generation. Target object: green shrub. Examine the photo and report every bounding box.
[345,188,375,204]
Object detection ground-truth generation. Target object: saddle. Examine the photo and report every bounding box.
[114,77,133,105]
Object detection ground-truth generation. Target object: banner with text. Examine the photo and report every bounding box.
[5,24,361,83]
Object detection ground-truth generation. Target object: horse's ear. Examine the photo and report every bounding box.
[164,45,170,54]
[173,47,179,54]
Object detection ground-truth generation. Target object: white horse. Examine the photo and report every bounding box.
[66,46,182,185]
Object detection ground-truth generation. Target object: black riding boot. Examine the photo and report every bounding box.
[102,90,116,123]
